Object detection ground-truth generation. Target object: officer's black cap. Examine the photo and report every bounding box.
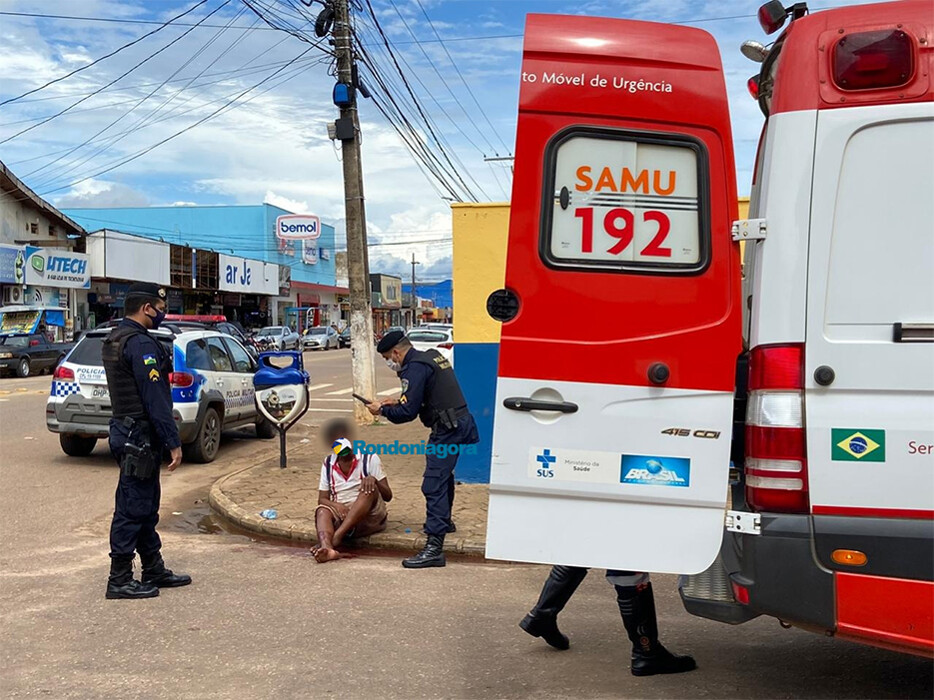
[376,329,405,353]
[126,282,167,302]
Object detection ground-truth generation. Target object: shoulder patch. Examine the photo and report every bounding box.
[400,394,408,404]
[401,378,409,393]
[143,354,157,366]
[148,368,161,382]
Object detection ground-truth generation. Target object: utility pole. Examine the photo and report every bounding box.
[333,0,377,424]
[410,253,420,328]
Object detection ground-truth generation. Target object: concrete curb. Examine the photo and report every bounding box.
[209,459,487,556]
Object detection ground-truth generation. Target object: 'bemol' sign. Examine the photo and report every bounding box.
[276,214,321,240]
[24,246,90,289]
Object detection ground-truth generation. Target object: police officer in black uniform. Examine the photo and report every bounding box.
[368,330,479,568]
[102,283,191,599]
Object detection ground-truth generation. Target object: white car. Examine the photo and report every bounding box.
[47,328,276,462]
[253,325,300,351]
[303,326,339,350]
[406,328,454,366]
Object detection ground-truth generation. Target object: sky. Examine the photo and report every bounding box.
[0,0,872,281]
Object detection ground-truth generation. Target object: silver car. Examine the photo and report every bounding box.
[303,326,339,350]
[253,325,300,351]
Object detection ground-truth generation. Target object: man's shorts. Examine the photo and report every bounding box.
[315,496,387,538]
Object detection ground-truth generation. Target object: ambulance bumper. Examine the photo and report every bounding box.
[680,512,835,631]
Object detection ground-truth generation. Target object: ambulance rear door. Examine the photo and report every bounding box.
[486,15,742,574]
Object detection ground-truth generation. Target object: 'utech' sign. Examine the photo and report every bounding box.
[276,214,321,241]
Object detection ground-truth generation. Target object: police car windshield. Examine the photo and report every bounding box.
[259,327,282,335]
[0,335,29,347]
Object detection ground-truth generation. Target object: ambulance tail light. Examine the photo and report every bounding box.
[833,30,913,91]
[53,365,75,381]
[744,344,809,514]
[169,372,194,388]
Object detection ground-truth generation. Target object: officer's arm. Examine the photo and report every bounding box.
[380,363,428,424]
[127,337,182,449]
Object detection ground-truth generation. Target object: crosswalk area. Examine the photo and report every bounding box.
[302,382,401,413]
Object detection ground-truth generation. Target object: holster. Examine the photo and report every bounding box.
[120,417,159,479]
[435,407,459,431]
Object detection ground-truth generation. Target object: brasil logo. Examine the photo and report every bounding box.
[832,429,885,462]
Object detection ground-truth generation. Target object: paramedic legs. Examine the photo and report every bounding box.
[101,283,191,600]
[369,331,479,569]
[521,566,696,676]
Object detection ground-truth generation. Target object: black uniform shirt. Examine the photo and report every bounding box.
[122,320,181,449]
[380,348,431,424]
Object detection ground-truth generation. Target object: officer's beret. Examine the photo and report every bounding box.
[376,329,405,353]
[126,282,167,301]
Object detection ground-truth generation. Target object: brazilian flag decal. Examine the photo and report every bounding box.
[832,429,885,462]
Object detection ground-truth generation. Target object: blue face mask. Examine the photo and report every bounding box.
[147,306,167,330]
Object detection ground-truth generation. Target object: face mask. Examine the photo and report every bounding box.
[147,307,167,330]
[384,356,402,372]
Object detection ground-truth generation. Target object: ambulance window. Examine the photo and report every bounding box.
[541,128,709,274]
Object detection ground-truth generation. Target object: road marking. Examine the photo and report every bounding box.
[306,383,334,392]
[325,387,355,395]
[308,398,352,403]
[304,407,353,413]
[377,387,400,396]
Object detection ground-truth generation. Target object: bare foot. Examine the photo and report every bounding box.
[314,547,351,563]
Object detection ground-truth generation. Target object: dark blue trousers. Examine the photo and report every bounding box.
[422,414,479,537]
[109,427,162,559]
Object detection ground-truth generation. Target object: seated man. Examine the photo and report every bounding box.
[312,420,393,563]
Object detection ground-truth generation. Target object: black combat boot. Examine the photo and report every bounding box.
[106,555,159,600]
[402,535,446,568]
[140,551,192,588]
[519,566,589,650]
[615,582,696,676]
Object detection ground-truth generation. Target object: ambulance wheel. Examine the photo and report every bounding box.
[60,434,97,457]
[16,358,29,377]
[186,407,221,463]
[255,418,277,440]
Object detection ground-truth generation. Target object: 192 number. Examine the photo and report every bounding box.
[573,207,672,257]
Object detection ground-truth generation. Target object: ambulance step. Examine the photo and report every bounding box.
[679,554,735,603]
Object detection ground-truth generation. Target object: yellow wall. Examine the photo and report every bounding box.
[452,203,510,344]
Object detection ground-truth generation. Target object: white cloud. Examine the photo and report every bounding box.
[54,179,150,208]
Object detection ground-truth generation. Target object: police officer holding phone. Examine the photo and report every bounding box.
[368,330,479,568]
[102,283,191,599]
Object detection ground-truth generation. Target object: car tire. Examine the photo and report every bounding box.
[60,434,97,457]
[255,418,277,440]
[186,406,221,463]
[16,358,29,378]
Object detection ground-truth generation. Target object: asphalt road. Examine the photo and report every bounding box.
[1,350,931,699]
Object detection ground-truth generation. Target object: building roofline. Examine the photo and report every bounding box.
[0,160,86,236]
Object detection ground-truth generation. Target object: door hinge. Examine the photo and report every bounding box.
[725,510,761,535]
[732,218,767,241]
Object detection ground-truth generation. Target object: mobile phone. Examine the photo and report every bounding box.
[352,393,373,404]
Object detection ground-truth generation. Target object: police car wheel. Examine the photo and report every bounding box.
[60,434,97,457]
[16,358,29,378]
[187,407,221,463]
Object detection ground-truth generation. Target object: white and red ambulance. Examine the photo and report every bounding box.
[486,0,933,657]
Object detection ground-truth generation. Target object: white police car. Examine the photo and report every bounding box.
[47,327,276,462]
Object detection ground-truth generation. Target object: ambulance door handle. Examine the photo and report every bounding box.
[503,397,578,413]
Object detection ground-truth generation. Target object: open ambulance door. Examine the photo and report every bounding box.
[486,15,742,574]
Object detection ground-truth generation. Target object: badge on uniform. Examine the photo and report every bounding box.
[148,368,160,382]
[400,394,407,404]
[401,378,409,393]
[143,354,157,366]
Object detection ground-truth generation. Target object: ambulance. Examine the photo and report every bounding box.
[485,0,933,657]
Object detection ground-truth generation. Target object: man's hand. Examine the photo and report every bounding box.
[360,475,377,495]
[334,502,350,519]
[366,401,382,416]
[167,447,182,472]
[380,397,399,406]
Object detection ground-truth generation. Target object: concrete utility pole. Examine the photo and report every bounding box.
[333,0,377,424]
[410,253,419,328]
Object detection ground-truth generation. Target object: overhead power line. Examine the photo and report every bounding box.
[0,1,211,108]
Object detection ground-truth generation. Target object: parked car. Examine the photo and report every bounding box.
[338,326,351,348]
[418,323,453,332]
[47,328,277,461]
[303,326,339,350]
[378,325,407,340]
[406,328,454,365]
[252,325,300,351]
[0,333,73,377]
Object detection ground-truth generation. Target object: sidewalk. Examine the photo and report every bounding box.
[209,419,489,555]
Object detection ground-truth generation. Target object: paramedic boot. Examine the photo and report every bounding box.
[140,551,192,588]
[106,555,159,600]
[615,582,696,676]
[402,535,446,569]
[520,565,589,650]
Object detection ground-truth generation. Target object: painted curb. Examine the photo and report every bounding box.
[209,460,487,556]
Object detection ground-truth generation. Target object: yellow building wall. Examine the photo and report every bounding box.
[452,203,510,344]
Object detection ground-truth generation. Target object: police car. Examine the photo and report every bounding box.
[47,327,276,462]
